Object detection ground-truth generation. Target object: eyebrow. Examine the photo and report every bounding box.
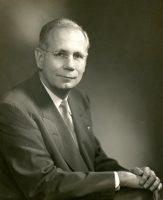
[55,49,88,56]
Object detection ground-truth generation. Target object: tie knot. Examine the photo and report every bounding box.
[60,99,68,108]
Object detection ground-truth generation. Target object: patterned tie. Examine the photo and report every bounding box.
[59,100,78,147]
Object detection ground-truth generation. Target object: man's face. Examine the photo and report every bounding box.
[36,27,88,92]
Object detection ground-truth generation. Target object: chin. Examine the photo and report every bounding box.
[61,83,78,90]
[61,86,74,90]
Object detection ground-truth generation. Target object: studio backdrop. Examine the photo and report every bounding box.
[0,0,162,195]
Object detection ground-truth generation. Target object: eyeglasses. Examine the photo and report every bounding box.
[40,48,88,61]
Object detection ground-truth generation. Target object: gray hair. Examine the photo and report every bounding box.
[39,18,90,50]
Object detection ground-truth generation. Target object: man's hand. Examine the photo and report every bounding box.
[130,167,162,192]
[117,171,143,189]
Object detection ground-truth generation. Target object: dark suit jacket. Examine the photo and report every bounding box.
[0,73,125,200]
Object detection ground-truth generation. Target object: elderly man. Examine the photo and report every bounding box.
[0,18,161,200]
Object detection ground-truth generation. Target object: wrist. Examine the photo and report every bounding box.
[118,171,142,189]
[117,171,126,187]
[118,171,133,187]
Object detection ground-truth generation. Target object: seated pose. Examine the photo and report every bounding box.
[0,18,161,200]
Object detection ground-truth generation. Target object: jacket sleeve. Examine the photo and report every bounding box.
[0,103,116,200]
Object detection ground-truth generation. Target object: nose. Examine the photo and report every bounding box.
[64,55,75,71]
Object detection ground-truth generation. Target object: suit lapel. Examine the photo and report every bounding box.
[68,92,94,171]
[41,103,89,171]
[29,74,88,171]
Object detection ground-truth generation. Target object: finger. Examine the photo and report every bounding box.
[149,177,161,191]
[153,190,160,200]
[143,173,156,189]
[130,167,144,176]
[157,183,162,191]
[140,167,152,185]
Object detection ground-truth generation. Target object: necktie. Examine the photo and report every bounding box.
[59,100,78,147]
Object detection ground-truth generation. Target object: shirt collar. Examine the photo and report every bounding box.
[40,79,64,109]
[40,79,70,113]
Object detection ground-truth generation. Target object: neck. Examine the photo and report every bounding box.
[39,75,70,100]
[51,87,70,100]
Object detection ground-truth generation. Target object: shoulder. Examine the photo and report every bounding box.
[0,74,43,125]
[1,81,29,106]
[0,73,40,111]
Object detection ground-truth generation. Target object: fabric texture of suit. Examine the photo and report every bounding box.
[0,73,126,200]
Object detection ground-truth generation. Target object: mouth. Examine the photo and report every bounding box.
[56,75,76,79]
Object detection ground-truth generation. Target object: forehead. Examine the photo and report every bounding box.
[46,27,88,52]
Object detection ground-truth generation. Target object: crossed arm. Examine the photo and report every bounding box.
[93,127,162,192]
[0,102,162,199]
[117,167,162,192]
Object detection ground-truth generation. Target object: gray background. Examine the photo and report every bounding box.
[0,0,162,196]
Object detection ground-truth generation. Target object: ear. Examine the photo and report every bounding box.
[35,48,45,70]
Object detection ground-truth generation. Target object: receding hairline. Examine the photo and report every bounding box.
[38,18,90,49]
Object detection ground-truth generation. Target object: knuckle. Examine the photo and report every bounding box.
[156,177,160,183]
[151,170,155,175]
[144,167,150,174]
[158,184,162,190]
[150,185,155,191]
[142,175,147,180]
[150,175,157,181]
[154,180,159,186]
[149,176,156,182]
[145,178,155,187]
[144,172,149,178]
[145,166,150,170]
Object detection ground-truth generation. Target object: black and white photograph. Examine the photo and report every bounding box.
[0,0,162,199]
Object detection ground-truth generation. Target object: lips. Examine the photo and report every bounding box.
[56,75,76,79]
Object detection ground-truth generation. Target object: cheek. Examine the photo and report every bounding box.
[42,64,58,83]
[44,61,59,75]
[78,63,86,74]
[44,57,61,70]
[44,67,55,78]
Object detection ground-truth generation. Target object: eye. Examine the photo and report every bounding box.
[73,52,85,60]
[53,51,68,58]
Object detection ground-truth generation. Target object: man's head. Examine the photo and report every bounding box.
[35,18,90,97]
[38,18,90,50]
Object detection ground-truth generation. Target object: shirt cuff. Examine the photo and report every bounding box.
[114,171,120,191]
